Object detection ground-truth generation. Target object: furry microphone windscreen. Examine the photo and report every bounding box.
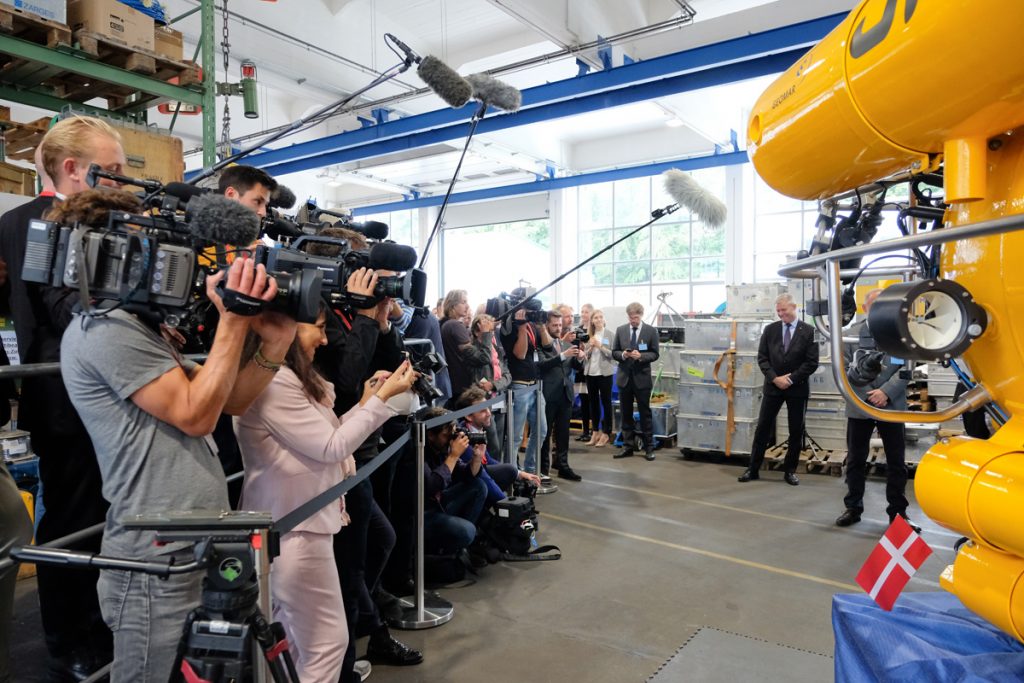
[418,56,472,108]
[662,169,727,227]
[269,184,297,210]
[187,194,262,246]
[465,73,521,112]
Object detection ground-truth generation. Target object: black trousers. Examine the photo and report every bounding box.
[586,375,613,434]
[619,382,654,451]
[577,389,593,432]
[748,392,807,474]
[843,418,909,517]
[335,475,396,678]
[32,431,112,664]
[541,395,571,472]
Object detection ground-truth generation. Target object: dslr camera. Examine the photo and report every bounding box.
[454,428,488,446]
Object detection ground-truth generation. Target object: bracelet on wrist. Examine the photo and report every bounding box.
[253,347,283,372]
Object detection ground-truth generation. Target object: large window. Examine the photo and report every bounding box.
[441,219,551,311]
[358,209,415,246]
[577,168,726,317]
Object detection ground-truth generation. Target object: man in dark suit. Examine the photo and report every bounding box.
[612,302,661,461]
[539,310,582,481]
[739,293,819,485]
[835,289,918,531]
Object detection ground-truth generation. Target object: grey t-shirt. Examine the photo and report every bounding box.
[61,309,229,557]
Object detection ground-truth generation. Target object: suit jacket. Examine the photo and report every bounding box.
[612,322,660,390]
[843,319,908,420]
[234,368,393,535]
[538,339,575,404]
[757,319,819,398]
[0,194,85,435]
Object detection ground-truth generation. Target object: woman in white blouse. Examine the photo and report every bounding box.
[584,309,616,446]
[235,306,416,683]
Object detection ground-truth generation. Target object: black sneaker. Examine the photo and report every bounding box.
[575,432,593,442]
[890,512,922,534]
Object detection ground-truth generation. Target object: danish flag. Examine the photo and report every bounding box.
[855,515,933,611]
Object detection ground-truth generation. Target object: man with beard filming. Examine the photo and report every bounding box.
[309,227,423,674]
[539,311,583,481]
[59,189,297,683]
[0,115,126,680]
[499,289,552,478]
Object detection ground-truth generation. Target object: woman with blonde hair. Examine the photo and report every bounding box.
[583,309,616,446]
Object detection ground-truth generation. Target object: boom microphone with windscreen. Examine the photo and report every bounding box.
[187,194,262,247]
[662,169,727,227]
[418,56,472,108]
[465,72,522,112]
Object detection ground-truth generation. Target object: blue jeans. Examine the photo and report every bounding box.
[510,384,546,473]
[423,478,487,555]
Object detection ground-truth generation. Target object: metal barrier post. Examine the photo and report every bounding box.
[393,420,454,629]
[505,387,515,466]
[253,527,273,682]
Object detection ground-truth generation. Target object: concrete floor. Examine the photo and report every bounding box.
[10,440,958,682]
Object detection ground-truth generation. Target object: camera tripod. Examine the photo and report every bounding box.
[649,291,685,327]
[12,511,298,683]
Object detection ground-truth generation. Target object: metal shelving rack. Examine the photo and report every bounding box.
[0,0,217,168]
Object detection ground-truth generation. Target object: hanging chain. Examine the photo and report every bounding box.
[219,0,232,159]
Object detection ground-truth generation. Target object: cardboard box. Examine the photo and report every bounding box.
[0,0,67,25]
[67,0,154,51]
[153,24,181,61]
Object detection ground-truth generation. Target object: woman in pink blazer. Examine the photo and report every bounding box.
[235,307,416,683]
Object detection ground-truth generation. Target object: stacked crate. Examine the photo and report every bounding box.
[677,319,768,454]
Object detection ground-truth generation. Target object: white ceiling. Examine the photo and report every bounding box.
[147,0,856,210]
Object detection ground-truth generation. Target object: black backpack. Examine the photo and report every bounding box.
[485,496,560,561]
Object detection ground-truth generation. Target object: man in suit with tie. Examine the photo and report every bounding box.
[539,310,583,480]
[738,293,819,485]
[612,302,661,461]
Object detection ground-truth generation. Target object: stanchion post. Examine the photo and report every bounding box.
[505,387,515,466]
[393,419,454,629]
[533,386,557,494]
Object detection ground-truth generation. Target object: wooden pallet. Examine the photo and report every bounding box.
[0,160,35,196]
[0,5,71,50]
[46,32,201,110]
[0,110,50,161]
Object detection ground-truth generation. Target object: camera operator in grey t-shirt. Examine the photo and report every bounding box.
[61,252,296,683]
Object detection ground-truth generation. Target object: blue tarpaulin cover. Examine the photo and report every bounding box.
[833,592,1024,682]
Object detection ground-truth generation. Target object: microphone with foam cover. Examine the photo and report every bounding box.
[264,213,304,241]
[187,193,262,246]
[164,182,210,207]
[368,242,417,271]
[465,72,522,112]
[269,184,297,210]
[662,169,727,228]
[348,220,389,240]
[418,56,472,108]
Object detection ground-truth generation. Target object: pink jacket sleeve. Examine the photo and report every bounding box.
[258,371,393,465]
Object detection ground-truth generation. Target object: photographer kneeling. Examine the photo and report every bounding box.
[60,190,297,682]
[421,407,489,556]
[234,302,416,683]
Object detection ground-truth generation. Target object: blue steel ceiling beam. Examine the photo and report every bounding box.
[220,12,844,178]
[256,50,797,178]
[350,150,749,215]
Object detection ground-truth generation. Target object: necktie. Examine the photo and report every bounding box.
[630,327,638,349]
[783,323,792,352]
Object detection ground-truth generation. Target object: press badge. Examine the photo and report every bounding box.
[638,343,648,351]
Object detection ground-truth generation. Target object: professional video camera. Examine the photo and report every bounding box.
[485,289,547,324]
[252,234,427,311]
[573,326,590,346]
[20,186,326,325]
